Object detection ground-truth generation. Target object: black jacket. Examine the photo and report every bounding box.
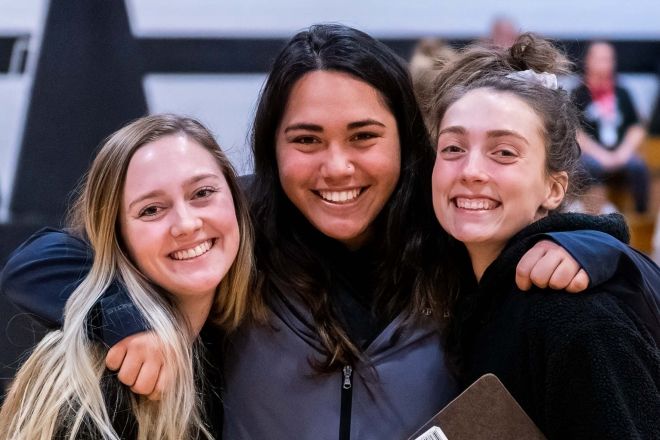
[450,214,660,439]
[53,325,223,439]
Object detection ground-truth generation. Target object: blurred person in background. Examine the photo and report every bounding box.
[409,37,457,113]
[573,41,649,215]
[488,16,519,49]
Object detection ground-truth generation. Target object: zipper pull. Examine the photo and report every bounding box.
[342,365,353,390]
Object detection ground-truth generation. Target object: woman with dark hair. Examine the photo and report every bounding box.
[214,24,616,438]
[0,24,636,439]
[248,23,442,366]
[430,34,660,438]
[225,24,455,438]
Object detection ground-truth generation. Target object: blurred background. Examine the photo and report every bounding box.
[1,0,660,395]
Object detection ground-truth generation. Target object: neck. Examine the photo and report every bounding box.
[465,243,504,282]
[177,292,215,338]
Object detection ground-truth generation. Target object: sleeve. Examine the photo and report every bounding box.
[540,299,660,439]
[0,228,148,346]
[542,230,626,288]
[542,229,660,342]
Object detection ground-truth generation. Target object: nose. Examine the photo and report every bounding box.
[460,151,489,183]
[320,143,354,179]
[170,203,202,238]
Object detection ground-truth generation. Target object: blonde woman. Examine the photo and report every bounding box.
[0,114,253,439]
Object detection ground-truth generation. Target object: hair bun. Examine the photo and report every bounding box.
[507,33,572,76]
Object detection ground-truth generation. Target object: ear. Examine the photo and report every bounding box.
[542,171,568,211]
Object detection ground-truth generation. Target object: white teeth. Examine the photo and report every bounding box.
[455,198,497,210]
[171,239,213,260]
[318,188,361,203]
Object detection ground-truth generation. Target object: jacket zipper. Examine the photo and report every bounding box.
[339,365,353,440]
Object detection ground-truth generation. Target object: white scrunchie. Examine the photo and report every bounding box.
[505,69,558,90]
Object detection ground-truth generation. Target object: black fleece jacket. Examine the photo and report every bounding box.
[450,213,660,439]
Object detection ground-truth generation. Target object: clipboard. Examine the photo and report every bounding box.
[407,374,546,440]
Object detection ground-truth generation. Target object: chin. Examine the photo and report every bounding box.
[318,223,361,239]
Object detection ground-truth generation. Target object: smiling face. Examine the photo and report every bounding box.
[120,134,240,314]
[432,88,566,274]
[275,70,401,249]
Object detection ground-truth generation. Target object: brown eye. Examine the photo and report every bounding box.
[490,147,520,164]
[350,132,377,142]
[440,145,464,154]
[194,187,218,199]
[494,149,516,157]
[293,135,319,144]
[139,205,162,217]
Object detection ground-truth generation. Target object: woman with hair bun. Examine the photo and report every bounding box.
[430,34,660,438]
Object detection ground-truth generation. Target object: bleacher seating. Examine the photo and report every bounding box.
[607,136,660,253]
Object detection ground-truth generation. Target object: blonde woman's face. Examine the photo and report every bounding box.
[120,134,240,313]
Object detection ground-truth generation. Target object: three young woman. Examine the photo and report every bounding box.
[0,24,647,439]
[429,34,660,437]
[0,115,253,439]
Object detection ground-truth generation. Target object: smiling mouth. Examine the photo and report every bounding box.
[315,188,366,204]
[454,197,500,211]
[170,239,215,261]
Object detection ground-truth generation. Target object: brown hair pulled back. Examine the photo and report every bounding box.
[429,34,586,377]
[427,33,583,206]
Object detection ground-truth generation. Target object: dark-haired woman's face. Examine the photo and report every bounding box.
[275,71,401,249]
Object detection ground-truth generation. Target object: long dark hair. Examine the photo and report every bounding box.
[250,23,442,371]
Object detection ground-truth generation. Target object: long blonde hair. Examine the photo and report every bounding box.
[0,114,254,439]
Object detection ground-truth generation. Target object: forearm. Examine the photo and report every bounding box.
[576,129,608,159]
[616,124,646,157]
[0,229,91,327]
[0,229,148,344]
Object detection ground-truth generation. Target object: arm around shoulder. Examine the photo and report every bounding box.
[0,228,149,345]
[0,228,92,327]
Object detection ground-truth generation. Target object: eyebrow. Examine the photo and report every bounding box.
[437,126,466,136]
[438,126,529,144]
[127,173,222,210]
[283,118,386,134]
[283,123,323,134]
[346,119,386,130]
[487,129,529,144]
